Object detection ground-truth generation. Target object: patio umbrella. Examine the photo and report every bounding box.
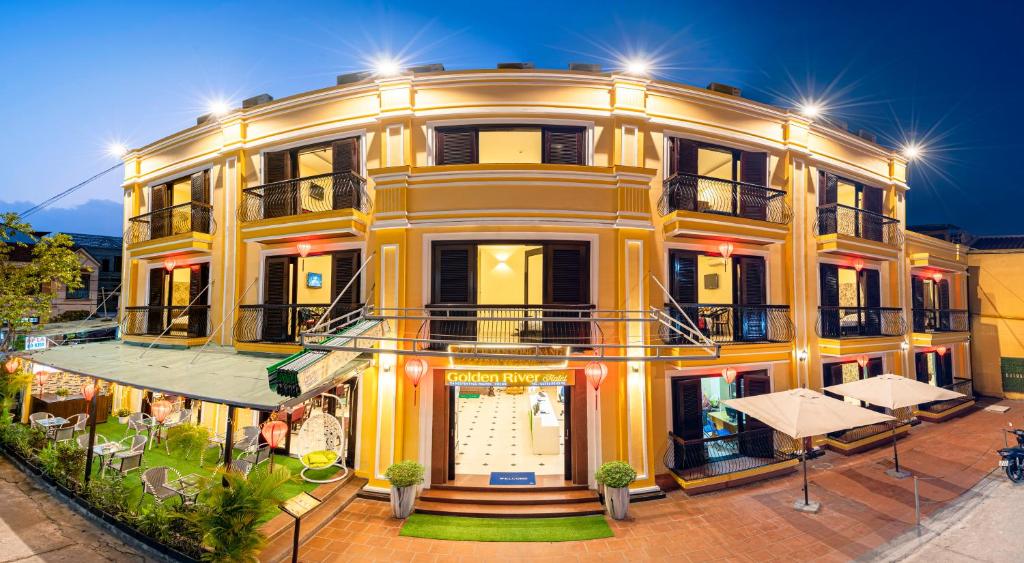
[824,373,964,478]
[723,388,894,512]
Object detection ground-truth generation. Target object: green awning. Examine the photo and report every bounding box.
[23,340,363,411]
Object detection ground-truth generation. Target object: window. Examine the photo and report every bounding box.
[434,125,587,166]
[819,264,883,337]
[666,138,767,186]
[67,273,90,300]
[667,250,770,343]
[101,258,110,272]
[263,137,361,184]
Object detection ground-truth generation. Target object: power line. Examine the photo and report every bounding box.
[18,162,122,219]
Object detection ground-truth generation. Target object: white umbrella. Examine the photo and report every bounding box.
[824,373,964,478]
[724,388,894,512]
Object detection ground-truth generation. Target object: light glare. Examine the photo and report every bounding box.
[625,58,649,75]
[207,99,232,117]
[374,57,402,77]
[799,102,822,118]
[903,143,923,160]
[106,142,128,158]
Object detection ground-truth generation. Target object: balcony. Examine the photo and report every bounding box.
[238,172,370,242]
[423,304,595,352]
[125,202,215,257]
[663,429,799,493]
[917,378,975,422]
[234,303,360,346]
[815,203,903,259]
[913,308,969,333]
[659,173,791,244]
[663,304,793,344]
[825,407,913,454]
[121,305,210,342]
[817,306,906,339]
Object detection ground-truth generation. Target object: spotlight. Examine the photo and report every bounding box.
[374,57,402,77]
[106,142,129,158]
[624,59,649,76]
[207,99,232,117]
[902,143,923,160]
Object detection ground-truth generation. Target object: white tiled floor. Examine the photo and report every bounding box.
[453,388,565,476]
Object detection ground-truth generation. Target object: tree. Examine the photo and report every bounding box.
[0,212,84,351]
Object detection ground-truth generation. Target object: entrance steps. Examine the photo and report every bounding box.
[415,484,604,518]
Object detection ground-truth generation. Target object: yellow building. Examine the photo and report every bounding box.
[91,65,973,501]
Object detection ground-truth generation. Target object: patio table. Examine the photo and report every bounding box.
[91,442,124,476]
[166,473,204,506]
[138,417,163,449]
[36,417,68,428]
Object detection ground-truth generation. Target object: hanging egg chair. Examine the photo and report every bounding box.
[293,406,348,483]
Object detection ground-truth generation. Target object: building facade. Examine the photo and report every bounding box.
[116,67,970,495]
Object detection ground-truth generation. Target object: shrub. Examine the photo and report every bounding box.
[115,408,131,418]
[384,460,425,488]
[38,440,86,487]
[166,423,210,461]
[3,424,47,457]
[595,461,637,489]
[85,473,133,517]
[52,310,90,322]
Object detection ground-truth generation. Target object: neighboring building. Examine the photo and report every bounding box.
[105,66,966,500]
[63,232,123,315]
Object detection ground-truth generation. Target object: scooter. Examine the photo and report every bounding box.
[997,426,1024,482]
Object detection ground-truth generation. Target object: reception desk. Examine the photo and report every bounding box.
[528,391,561,455]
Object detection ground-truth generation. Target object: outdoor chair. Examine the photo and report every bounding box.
[75,433,107,450]
[67,413,88,436]
[126,412,154,438]
[28,412,52,429]
[203,425,259,465]
[237,443,271,469]
[159,408,192,453]
[229,458,254,476]
[105,434,147,475]
[48,423,75,443]
[294,408,348,483]
[140,466,183,506]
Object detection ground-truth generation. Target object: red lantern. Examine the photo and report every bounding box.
[4,356,20,374]
[585,362,608,391]
[81,381,97,401]
[403,358,429,405]
[935,346,947,356]
[853,258,865,272]
[932,272,943,283]
[722,367,738,384]
[297,242,312,257]
[151,399,173,424]
[35,371,49,395]
[163,258,177,272]
[718,242,734,259]
[856,355,869,368]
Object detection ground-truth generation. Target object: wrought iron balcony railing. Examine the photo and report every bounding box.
[657,173,792,224]
[238,172,370,223]
[918,378,974,414]
[125,202,215,245]
[827,406,914,444]
[423,304,595,350]
[663,429,798,482]
[816,306,907,338]
[662,304,793,344]
[814,203,903,246]
[235,303,361,344]
[121,305,210,339]
[912,308,969,333]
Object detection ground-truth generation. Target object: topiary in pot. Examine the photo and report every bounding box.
[384,460,424,519]
[115,408,131,424]
[595,461,637,520]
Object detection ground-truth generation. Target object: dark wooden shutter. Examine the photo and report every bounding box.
[544,243,590,345]
[187,263,210,338]
[331,138,360,210]
[435,127,478,165]
[190,171,210,234]
[667,139,699,211]
[915,352,930,383]
[735,256,766,342]
[669,251,698,304]
[263,151,294,219]
[431,244,477,343]
[671,378,706,469]
[861,186,884,242]
[738,370,773,456]
[817,171,838,235]
[330,250,361,316]
[738,151,769,221]
[542,126,585,165]
[862,269,881,335]
[912,276,925,331]
[146,268,165,335]
[939,351,954,387]
[822,362,844,398]
[938,279,951,331]
[150,184,169,239]
[263,256,292,342]
[819,264,840,337]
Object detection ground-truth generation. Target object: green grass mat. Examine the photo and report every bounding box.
[399,514,613,542]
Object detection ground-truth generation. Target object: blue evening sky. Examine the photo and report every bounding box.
[1,0,1020,236]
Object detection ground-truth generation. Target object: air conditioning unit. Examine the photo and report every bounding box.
[498,62,534,70]
[408,63,445,73]
[336,71,372,85]
[707,83,742,97]
[569,62,602,73]
[242,94,273,109]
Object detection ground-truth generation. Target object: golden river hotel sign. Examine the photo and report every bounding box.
[444,369,575,387]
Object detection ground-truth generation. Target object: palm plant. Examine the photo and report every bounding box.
[0,369,30,423]
[191,465,292,562]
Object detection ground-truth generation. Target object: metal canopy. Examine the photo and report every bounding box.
[300,305,720,362]
[23,340,361,411]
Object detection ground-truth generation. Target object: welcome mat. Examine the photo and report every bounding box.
[400,514,613,542]
[489,471,536,485]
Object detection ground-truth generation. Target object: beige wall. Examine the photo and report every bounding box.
[970,251,1024,396]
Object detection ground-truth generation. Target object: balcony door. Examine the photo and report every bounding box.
[666,138,768,219]
[149,171,209,239]
[668,250,767,342]
[262,250,361,342]
[915,350,953,388]
[262,137,361,218]
[823,358,885,411]
[818,172,885,241]
[819,264,881,337]
[145,262,210,337]
[912,276,951,331]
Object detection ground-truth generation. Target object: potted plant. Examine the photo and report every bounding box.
[55,387,70,398]
[384,460,424,519]
[595,461,637,520]
[115,408,131,424]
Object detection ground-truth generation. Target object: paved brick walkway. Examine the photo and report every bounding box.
[296,400,1015,562]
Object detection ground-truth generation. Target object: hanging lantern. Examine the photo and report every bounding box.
[856,355,869,368]
[932,272,943,283]
[4,356,20,374]
[721,367,738,384]
[585,362,608,391]
[718,242,734,259]
[80,380,97,401]
[403,358,429,405]
[853,258,865,272]
[297,242,313,258]
[151,399,173,423]
[163,258,177,272]
[935,346,948,356]
[261,415,288,470]
[35,370,50,394]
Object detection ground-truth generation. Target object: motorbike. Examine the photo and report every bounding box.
[997,427,1024,482]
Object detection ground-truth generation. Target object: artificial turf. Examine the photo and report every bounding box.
[88,419,340,520]
[398,514,614,542]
